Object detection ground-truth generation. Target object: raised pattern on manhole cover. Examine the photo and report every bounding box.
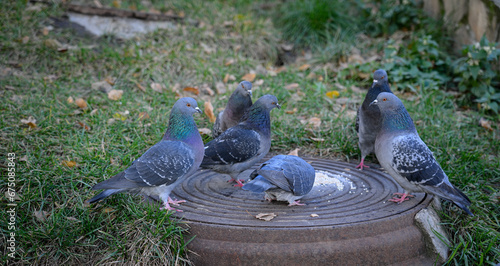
[171,158,429,227]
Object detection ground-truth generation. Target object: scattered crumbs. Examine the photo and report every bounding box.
[310,213,319,217]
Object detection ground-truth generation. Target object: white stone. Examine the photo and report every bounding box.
[468,0,489,41]
[415,207,450,264]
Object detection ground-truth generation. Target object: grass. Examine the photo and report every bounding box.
[1,0,499,265]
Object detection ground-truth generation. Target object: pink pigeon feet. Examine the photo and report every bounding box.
[388,192,415,204]
[228,177,245,187]
[355,158,370,170]
[160,197,186,212]
[288,200,305,206]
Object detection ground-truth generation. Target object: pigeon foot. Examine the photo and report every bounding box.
[355,159,370,170]
[388,192,415,203]
[288,200,305,206]
[168,197,186,206]
[160,202,183,212]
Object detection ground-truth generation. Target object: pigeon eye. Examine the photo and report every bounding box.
[382,98,387,102]
[186,103,191,107]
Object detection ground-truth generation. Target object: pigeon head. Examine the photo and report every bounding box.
[371,92,415,131]
[254,94,281,110]
[239,94,280,133]
[238,81,253,97]
[373,69,388,84]
[164,97,202,140]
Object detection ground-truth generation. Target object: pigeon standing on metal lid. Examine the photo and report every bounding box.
[371,92,473,216]
[355,69,393,170]
[212,81,253,138]
[87,97,204,212]
[201,94,281,187]
[242,155,315,206]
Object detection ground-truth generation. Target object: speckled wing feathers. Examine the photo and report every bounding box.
[203,127,261,166]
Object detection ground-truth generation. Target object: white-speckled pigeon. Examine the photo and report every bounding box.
[371,92,473,216]
[201,94,281,187]
[212,81,253,138]
[242,155,315,206]
[87,97,204,212]
[355,69,393,170]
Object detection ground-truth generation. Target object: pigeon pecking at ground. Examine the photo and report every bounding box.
[201,94,281,187]
[87,97,204,212]
[212,81,253,138]
[371,92,473,216]
[355,69,393,170]
[242,155,316,206]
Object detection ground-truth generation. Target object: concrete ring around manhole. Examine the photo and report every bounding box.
[171,158,435,265]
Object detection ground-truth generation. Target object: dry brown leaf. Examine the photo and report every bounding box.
[183,86,200,95]
[105,76,116,85]
[310,137,325,142]
[215,82,226,94]
[286,108,298,114]
[285,83,300,90]
[103,207,115,213]
[21,36,30,44]
[66,217,81,222]
[20,116,37,129]
[44,39,62,49]
[255,213,276,221]
[90,109,98,116]
[288,148,300,156]
[225,58,235,66]
[62,160,77,168]
[150,82,165,93]
[204,101,216,123]
[5,191,21,201]
[75,98,88,109]
[76,121,91,131]
[34,210,50,222]
[198,127,212,135]
[19,155,28,162]
[275,66,287,73]
[310,213,319,217]
[254,79,264,86]
[171,83,181,93]
[306,72,317,79]
[67,96,74,103]
[298,64,311,71]
[241,73,256,82]
[42,27,50,36]
[135,81,146,92]
[223,73,236,83]
[307,117,321,129]
[479,117,493,131]
[201,84,215,96]
[107,89,123,101]
[138,111,149,120]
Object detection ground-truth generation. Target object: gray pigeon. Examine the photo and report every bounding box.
[371,92,473,216]
[212,81,253,138]
[355,69,393,170]
[201,94,281,187]
[87,97,204,212]
[242,155,315,206]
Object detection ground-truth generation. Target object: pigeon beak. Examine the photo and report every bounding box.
[248,90,252,97]
[369,99,378,106]
[373,79,378,83]
[195,107,202,113]
[276,103,281,109]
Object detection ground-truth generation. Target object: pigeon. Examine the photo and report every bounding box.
[87,97,204,212]
[242,155,316,206]
[371,92,473,216]
[355,69,393,170]
[212,81,253,138]
[201,94,281,187]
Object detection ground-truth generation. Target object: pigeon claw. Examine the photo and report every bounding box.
[388,192,415,204]
[233,180,245,187]
[161,202,183,212]
[288,200,305,206]
[168,197,186,206]
[355,159,370,170]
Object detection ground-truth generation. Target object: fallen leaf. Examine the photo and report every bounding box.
[183,86,200,95]
[255,213,276,221]
[223,73,236,83]
[275,66,287,73]
[288,148,300,156]
[75,98,88,109]
[42,27,50,36]
[107,89,123,101]
[34,210,50,222]
[479,117,493,131]
[20,116,37,129]
[76,121,91,131]
[19,155,28,162]
[21,36,30,44]
[204,101,216,123]
[310,213,319,217]
[225,58,235,66]
[67,96,74,103]
[62,160,77,168]
[306,72,317,79]
[305,117,321,129]
[200,84,214,96]
[241,73,256,82]
[310,137,325,142]
[135,81,146,92]
[150,82,165,93]
[5,191,21,201]
[66,217,81,222]
[200,42,214,54]
[198,127,212,135]
[105,76,116,85]
[286,108,298,114]
[285,83,300,90]
[298,64,311,71]
[103,207,115,213]
[254,79,264,86]
[91,80,112,93]
[326,90,340,98]
[43,75,57,83]
[44,39,62,49]
[90,109,98,116]
[138,111,149,120]
[113,111,129,121]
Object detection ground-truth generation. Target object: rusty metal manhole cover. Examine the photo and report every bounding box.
[171,158,434,265]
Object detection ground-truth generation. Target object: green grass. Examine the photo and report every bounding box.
[1,0,499,265]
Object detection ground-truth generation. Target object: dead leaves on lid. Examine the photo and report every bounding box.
[255,213,276,221]
[204,101,216,123]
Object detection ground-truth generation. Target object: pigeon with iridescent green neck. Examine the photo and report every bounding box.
[202,94,281,187]
[355,69,393,170]
[87,97,204,212]
[213,81,253,138]
[372,92,473,216]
